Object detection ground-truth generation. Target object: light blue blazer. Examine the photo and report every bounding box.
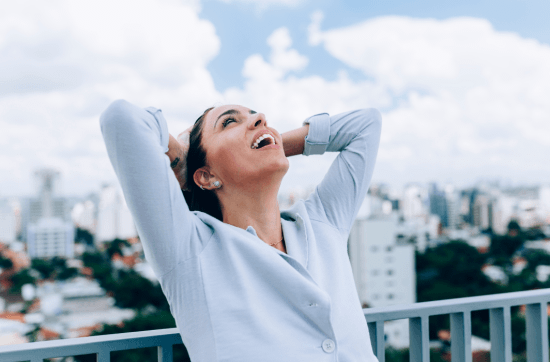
[100,100,382,362]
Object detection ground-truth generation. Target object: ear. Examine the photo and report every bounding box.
[193,167,214,190]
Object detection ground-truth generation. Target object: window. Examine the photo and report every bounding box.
[386,246,393,252]
[387,294,394,300]
[371,270,379,276]
[370,246,378,252]
[387,270,394,276]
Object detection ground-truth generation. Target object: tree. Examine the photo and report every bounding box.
[417,240,495,302]
[31,257,79,281]
[0,254,13,269]
[82,251,105,267]
[490,235,524,261]
[75,227,94,245]
[58,267,79,280]
[416,241,503,339]
[105,239,131,259]
[10,269,36,293]
[31,259,56,279]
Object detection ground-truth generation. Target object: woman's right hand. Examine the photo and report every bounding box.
[167,126,192,191]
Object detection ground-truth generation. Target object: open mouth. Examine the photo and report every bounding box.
[251,134,276,149]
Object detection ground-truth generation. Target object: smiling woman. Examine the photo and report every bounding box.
[99,99,382,362]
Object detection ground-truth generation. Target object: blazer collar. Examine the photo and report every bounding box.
[244,209,309,270]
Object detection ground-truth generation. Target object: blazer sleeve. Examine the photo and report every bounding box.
[303,108,382,237]
[99,99,212,277]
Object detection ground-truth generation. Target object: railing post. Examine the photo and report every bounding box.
[450,311,472,362]
[409,316,429,362]
[526,303,549,362]
[368,321,385,362]
[489,307,512,362]
[97,350,110,362]
[158,344,173,362]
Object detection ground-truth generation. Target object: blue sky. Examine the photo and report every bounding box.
[0,0,549,196]
[203,0,550,91]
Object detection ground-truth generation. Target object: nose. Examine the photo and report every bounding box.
[248,113,266,129]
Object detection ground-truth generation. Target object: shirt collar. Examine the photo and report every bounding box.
[245,211,308,269]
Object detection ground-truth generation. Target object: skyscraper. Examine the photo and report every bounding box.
[95,184,137,246]
[26,168,74,259]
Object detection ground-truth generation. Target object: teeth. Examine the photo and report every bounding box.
[252,134,275,149]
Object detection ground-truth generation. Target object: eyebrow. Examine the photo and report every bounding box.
[214,109,257,129]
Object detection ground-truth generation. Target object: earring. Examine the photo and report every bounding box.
[213,181,221,188]
[199,185,204,190]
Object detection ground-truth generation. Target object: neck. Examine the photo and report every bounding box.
[218,181,284,251]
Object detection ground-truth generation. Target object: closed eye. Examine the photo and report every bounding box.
[222,117,237,128]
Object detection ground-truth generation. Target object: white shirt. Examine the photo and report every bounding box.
[100,100,382,362]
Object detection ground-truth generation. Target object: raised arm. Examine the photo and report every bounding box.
[301,109,382,237]
[100,100,210,277]
[281,124,309,157]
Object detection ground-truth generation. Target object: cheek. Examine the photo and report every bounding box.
[210,144,254,180]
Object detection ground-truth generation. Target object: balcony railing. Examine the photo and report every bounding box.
[1,289,549,362]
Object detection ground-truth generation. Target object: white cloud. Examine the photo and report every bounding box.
[307,10,324,46]
[306,13,550,186]
[0,0,222,195]
[220,27,392,192]
[216,0,303,9]
[2,4,550,198]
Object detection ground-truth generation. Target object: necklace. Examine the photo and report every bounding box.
[269,236,284,247]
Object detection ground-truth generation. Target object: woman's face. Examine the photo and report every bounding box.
[199,104,289,189]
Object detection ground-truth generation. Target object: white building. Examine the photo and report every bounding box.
[348,215,416,349]
[473,194,492,230]
[0,199,17,244]
[395,214,440,253]
[444,184,460,230]
[71,200,96,232]
[491,186,549,235]
[540,185,550,224]
[95,185,137,245]
[27,217,74,259]
[402,184,430,221]
[25,169,74,259]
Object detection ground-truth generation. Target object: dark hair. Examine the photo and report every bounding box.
[183,107,223,221]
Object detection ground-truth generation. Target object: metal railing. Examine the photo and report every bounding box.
[1,289,549,362]
[365,288,550,362]
[0,328,183,362]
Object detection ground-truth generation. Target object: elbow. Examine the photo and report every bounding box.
[359,108,383,132]
[99,99,135,134]
[362,108,382,123]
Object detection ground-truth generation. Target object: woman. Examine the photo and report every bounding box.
[100,99,382,362]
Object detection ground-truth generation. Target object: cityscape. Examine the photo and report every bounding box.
[2,0,550,360]
[1,168,549,361]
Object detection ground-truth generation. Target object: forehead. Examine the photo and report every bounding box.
[204,104,251,128]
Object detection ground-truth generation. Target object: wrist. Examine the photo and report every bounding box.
[282,124,309,157]
[166,135,182,162]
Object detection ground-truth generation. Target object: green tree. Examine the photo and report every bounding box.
[31,258,56,279]
[417,240,495,303]
[58,267,79,280]
[105,239,131,259]
[10,268,36,293]
[75,227,94,245]
[82,251,106,267]
[0,254,13,269]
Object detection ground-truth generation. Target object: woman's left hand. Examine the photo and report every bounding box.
[166,126,192,190]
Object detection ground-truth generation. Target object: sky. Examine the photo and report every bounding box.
[1,0,549,198]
